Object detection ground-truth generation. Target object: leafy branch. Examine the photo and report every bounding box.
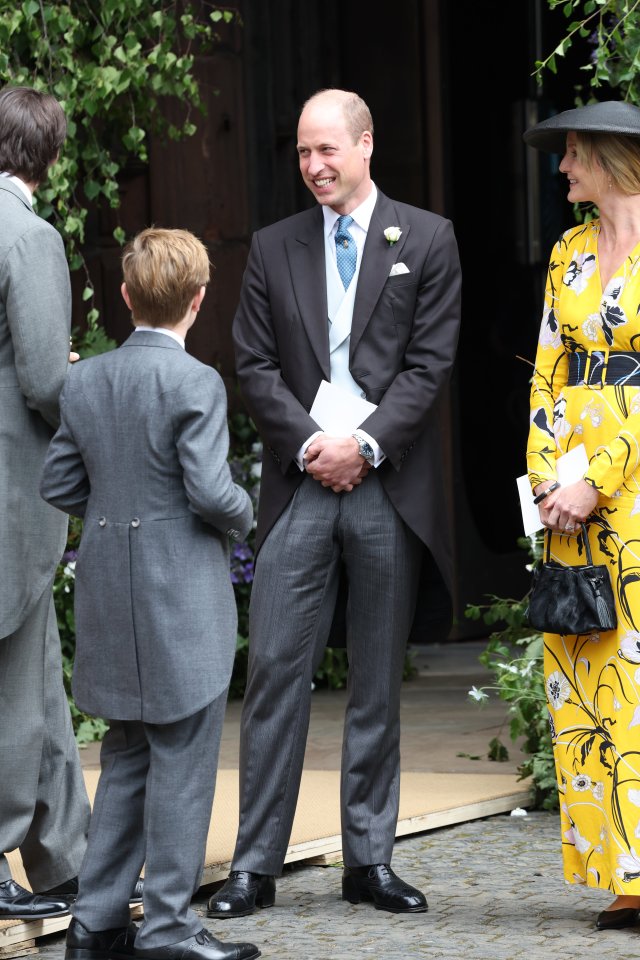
[534,0,640,104]
[0,0,238,328]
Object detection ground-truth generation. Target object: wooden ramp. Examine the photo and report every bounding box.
[1,766,531,956]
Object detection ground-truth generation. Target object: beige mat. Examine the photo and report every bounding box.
[6,766,531,891]
[1,766,530,949]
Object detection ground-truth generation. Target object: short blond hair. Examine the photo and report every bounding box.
[122,227,210,328]
[576,131,640,195]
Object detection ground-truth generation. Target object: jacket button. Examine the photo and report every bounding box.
[98,517,107,527]
[131,518,140,528]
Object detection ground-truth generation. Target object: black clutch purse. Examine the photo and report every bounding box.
[526,522,617,635]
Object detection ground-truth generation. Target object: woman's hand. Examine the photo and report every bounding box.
[538,478,599,533]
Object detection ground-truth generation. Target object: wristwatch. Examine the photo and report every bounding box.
[352,433,374,465]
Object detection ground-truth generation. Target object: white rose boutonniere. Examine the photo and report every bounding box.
[384,226,402,245]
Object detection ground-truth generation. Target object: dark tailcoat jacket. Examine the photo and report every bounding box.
[233,190,462,640]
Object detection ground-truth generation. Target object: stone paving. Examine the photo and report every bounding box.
[36,809,638,960]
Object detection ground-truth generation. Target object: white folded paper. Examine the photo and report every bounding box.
[517,443,590,537]
[309,380,377,436]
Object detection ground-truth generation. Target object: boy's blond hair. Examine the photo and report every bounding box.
[122,227,210,328]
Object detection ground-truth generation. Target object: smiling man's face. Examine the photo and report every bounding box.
[296,94,373,215]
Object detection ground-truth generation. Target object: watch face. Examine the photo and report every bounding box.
[359,439,373,461]
[353,434,373,462]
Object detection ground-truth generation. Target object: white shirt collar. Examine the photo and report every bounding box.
[133,326,185,349]
[322,183,377,238]
[0,172,33,206]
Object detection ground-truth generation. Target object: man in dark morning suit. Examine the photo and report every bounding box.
[208,89,462,918]
[0,84,91,921]
[40,229,259,960]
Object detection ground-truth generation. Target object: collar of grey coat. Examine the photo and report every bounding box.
[284,191,409,377]
[0,177,34,213]
[121,330,184,350]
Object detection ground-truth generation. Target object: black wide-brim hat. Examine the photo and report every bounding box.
[523,100,640,154]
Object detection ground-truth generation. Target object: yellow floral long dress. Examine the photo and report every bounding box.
[527,219,640,893]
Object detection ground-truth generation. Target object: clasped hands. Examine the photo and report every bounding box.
[536,478,599,533]
[304,435,370,492]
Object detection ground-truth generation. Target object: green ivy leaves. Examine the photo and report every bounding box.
[0,0,237,326]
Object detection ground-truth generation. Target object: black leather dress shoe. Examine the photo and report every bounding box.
[65,918,138,960]
[40,876,144,905]
[342,864,428,913]
[134,927,260,960]
[596,906,640,930]
[206,872,275,918]
[0,878,70,920]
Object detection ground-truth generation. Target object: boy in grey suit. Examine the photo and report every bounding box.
[40,229,259,960]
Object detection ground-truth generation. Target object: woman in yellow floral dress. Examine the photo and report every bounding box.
[524,101,640,931]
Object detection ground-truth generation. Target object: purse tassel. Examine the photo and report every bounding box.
[596,593,616,631]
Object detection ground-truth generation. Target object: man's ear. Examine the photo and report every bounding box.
[192,285,206,313]
[361,130,373,161]
[121,282,133,311]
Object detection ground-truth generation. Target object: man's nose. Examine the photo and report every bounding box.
[307,153,324,175]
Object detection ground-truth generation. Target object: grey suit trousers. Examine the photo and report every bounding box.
[232,472,422,874]
[0,579,90,887]
[72,692,227,949]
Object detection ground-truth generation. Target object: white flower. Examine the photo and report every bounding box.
[592,781,605,801]
[546,670,571,709]
[563,252,597,294]
[582,315,600,342]
[616,848,640,880]
[619,632,640,663]
[572,773,592,792]
[564,823,591,853]
[540,305,562,349]
[468,685,488,702]
[383,226,402,245]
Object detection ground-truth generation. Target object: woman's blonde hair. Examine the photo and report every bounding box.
[576,131,640,195]
[122,227,210,328]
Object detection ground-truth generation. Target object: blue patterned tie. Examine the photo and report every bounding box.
[335,215,356,290]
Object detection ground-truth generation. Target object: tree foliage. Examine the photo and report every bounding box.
[535,0,640,103]
[0,0,236,325]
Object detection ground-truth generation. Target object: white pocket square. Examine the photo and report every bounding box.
[389,262,410,277]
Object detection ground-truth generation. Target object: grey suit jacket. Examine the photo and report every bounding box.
[0,178,71,637]
[40,331,253,724]
[233,190,462,601]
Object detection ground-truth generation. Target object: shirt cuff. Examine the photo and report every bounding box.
[296,431,324,471]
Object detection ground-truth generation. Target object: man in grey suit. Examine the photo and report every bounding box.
[0,84,91,921]
[208,88,462,919]
[41,229,260,960]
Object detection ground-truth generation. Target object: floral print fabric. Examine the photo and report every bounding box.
[527,220,640,892]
